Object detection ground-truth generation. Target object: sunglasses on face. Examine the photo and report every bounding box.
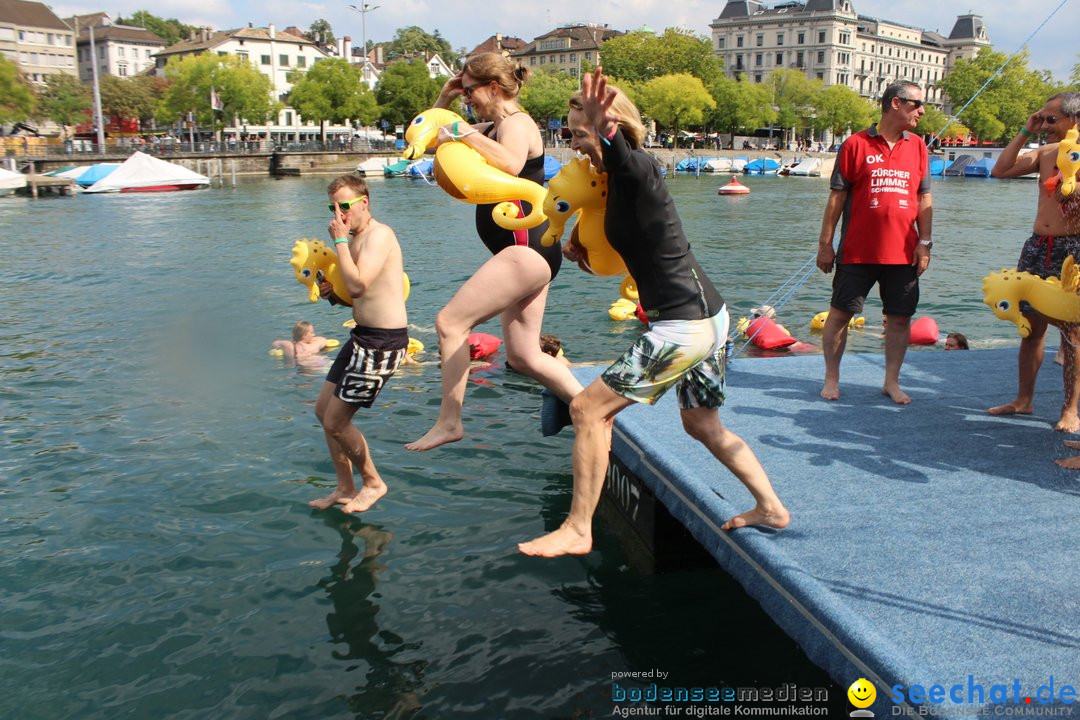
[1042,115,1060,125]
[897,97,924,109]
[328,196,366,213]
[461,81,487,99]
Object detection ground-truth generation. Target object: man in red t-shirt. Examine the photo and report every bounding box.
[816,81,933,404]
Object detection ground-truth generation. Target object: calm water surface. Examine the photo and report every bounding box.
[0,172,1037,718]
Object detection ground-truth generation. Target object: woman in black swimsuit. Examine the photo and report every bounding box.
[406,53,583,451]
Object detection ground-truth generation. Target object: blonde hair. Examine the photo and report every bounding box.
[569,85,647,150]
[327,174,369,199]
[463,52,530,98]
[292,321,314,342]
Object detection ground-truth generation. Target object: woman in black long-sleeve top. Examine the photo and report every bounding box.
[519,68,790,558]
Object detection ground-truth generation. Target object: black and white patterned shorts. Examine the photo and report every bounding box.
[325,326,408,407]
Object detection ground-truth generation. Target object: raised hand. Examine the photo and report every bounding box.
[580,67,618,138]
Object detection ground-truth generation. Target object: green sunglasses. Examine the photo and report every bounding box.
[328,196,366,213]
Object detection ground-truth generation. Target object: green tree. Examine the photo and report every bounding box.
[100,74,166,127]
[638,73,715,148]
[916,105,968,142]
[374,59,443,126]
[307,19,335,48]
[938,47,1056,142]
[709,74,776,148]
[0,55,36,123]
[288,58,378,142]
[382,26,457,66]
[157,53,280,131]
[812,84,874,137]
[599,28,721,84]
[768,68,821,144]
[519,69,579,132]
[115,10,194,45]
[38,73,92,128]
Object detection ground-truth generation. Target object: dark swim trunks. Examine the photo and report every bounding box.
[1016,233,1080,278]
[325,326,408,406]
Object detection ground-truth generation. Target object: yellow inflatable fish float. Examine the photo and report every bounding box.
[982,255,1080,336]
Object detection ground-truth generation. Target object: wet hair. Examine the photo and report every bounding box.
[881,80,922,113]
[292,321,314,342]
[946,332,969,350]
[1048,91,1080,121]
[463,52,530,98]
[568,85,647,150]
[539,334,562,357]
[326,174,369,199]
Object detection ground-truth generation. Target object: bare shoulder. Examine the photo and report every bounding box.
[365,219,401,248]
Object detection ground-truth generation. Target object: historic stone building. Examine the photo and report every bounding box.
[0,0,76,84]
[511,24,623,79]
[710,0,989,106]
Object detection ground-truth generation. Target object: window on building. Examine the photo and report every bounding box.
[817,51,824,63]
[261,54,271,65]
[279,54,289,66]
[540,55,545,64]
[559,53,565,63]
[118,64,127,76]
[735,54,744,70]
[756,34,763,47]
[796,51,804,66]
[0,28,14,41]
[98,46,105,59]
[755,74,762,83]
[297,55,306,68]
[718,37,725,49]
[755,53,762,66]
[584,51,591,60]
[797,32,805,44]
[736,36,744,48]
[285,111,292,124]
[777,33,785,45]
[570,52,576,61]
[775,52,783,66]
[817,72,823,80]
[118,46,125,58]
[217,50,227,56]
[146,48,152,58]
[530,56,536,65]
[839,32,850,44]
[818,31,825,43]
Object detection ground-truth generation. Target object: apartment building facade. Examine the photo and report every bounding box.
[511,24,623,78]
[710,0,989,106]
[154,25,348,143]
[66,13,166,82]
[0,0,76,84]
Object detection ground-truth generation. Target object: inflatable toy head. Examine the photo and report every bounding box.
[402,108,467,160]
[982,257,1080,337]
[290,238,349,305]
[1056,126,1080,198]
[541,156,608,246]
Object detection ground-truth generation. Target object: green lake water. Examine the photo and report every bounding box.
[0,171,1039,718]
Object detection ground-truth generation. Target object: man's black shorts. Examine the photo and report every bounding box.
[830,263,919,317]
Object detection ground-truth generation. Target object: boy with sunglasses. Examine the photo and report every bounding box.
[988,92,1080,434]
[309,175,409,513]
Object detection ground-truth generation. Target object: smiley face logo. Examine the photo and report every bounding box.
[847,678,876,708]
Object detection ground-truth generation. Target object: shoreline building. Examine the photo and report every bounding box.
[511,23,623,79]
[709,0,989,106]
[154,25,352,146]
[0,0,76,84]
[66,13,165,82]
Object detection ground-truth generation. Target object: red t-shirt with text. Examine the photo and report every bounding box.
[830,127,930,264]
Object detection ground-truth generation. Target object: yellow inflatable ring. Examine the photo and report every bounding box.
[324,338,340,349]
[407,337,424,355]
[268,348,284,358]
[609,297,638,321]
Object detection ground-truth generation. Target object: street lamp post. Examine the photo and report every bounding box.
[348,3,380,83]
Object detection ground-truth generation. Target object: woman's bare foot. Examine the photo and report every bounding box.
[405,422,464,451]
[1055,456,1080,469]
[820,379,840,401]
[308,488,356,510]
[342,482,387,513]
[987,401,1033,416]
[722,504,791,531]
[1054,409,1080,433]
[518,522,592,557]
[881,384,911,405]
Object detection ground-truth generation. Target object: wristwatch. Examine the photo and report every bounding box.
[918,239,933,249]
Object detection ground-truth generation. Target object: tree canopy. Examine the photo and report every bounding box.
[115,10,195,45]
[288,58,379,132]
[374,59,443,126]
[157,53,280,130]
[598,28,721,84]
[938,47,1058,142]
[813,84,874,136]
[709,74,776,147]
[307,19,335,48]
[637,73,715,147]
[100,74,167,126]
[519,70,579,127]
[381,26,457,67]
[0,56,36,123]
[37,73,92,128]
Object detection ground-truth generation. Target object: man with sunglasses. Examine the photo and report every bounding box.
[988,92,1080,433]
[308,174,409,513]
[816,80,932,405]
